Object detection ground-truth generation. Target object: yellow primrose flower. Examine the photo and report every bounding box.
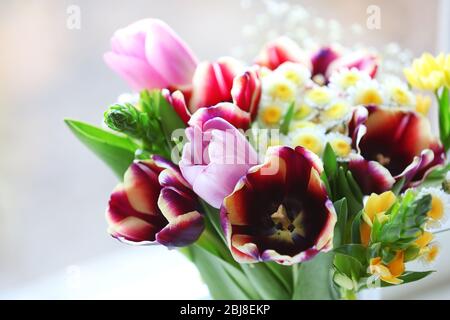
[420,243,440,264]
[443,54,450,88]
[360,191,397,246]
[260,104,284,126]
[305,86,333,107]
[404,53,445,91]
[327,133,353,158]
[415,231,434,249]
[415,94,432,115]
[369,251,405,285]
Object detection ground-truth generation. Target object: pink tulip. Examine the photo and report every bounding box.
[104,19,198,91]
[180,116,258,209]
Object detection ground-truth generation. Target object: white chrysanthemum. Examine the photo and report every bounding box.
[289,120,318,132]
[348,79,387,106]
[329,67,371,91]
[320,99,353,127]
[326,133,353,158]
[288,126,327,155]
[383,76,416,108]
[418,187,450,230]
[274,62,312,89]
[257,99,290,128]
[304,86,336,108]
[292,100,319,122]
[262,73,297,103]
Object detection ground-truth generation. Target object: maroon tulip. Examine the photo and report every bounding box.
[220,146,336,265]
[348,106,446,194]
[106,156,204,247]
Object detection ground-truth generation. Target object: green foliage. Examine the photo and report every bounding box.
[280,101,295,135]
[65,119,138,179]
[437,87,450,151]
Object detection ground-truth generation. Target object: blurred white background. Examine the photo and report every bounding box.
[0,0,448,299]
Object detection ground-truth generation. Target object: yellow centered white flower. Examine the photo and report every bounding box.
[275,62,312,88]
[293,101,318,121]
[329,67,371,91]
[289,120,318,131]
[349,79,385,106]
[259,103,285,126]
[289,127,326,155]
[326,133,353,158]
[321,100,351,122]
[383,77,415,107]
[304,86,334,107]
[264,75,297,102]
[418,188,450,229]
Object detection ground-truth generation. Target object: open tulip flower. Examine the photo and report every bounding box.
[68,15,450,300]
[221,146,336,265]
[348,105,446,194]
[106,157,204,247]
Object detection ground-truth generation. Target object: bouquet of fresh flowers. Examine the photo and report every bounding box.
[66,18,450,300]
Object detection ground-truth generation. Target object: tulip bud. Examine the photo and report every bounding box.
[231,68,262,120]
[104,103,143,137]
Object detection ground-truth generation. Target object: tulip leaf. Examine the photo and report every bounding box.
[323,143,338,180]
[65,119,138,179]
[241,263,292,299]
[351,210,363,244]
[293,252,339,300]
[334,244,368,266]
[333,198,348,247]
[187,245,261,299]
[437,87,450,151]
[280,101,295,135]
[154,90,187,136]
[380,271,434,287]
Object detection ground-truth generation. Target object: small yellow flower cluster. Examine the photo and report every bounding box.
[361,189,449,285]
[404,53,450,91]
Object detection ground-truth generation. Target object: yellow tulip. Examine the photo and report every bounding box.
[404,53,445,91]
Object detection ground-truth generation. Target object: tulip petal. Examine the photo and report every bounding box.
[144,19,198,87]
[221,146,336,265]
[231,68,262,120]
[188,102,251,130]
[327,51,379,78]
[162,89,192,125]
[310,46,341,78]
[156,211,204,247]
[189,57,242,112]
[348,155,396,194]
[255,37,312,71]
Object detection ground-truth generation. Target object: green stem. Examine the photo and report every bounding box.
[341,289,357,300]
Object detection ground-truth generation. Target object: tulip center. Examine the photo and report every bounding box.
[376,153,391,166]
[270,204,306,238]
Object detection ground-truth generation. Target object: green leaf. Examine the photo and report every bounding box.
[351,210,363,243]
[156,91,186,136]
[323,143,338,180]
[381,271,434,287]
[333,253,365,281]
[391,177,406,195]
[333,198,348,247]
[65,119,138,178]
[241,263,292,299]
[336,167,363,215]
[187,245,260,299]
[437,87,450,151]
[280,101,295,135]
[293,252,338,300]
[334,244,368,266]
